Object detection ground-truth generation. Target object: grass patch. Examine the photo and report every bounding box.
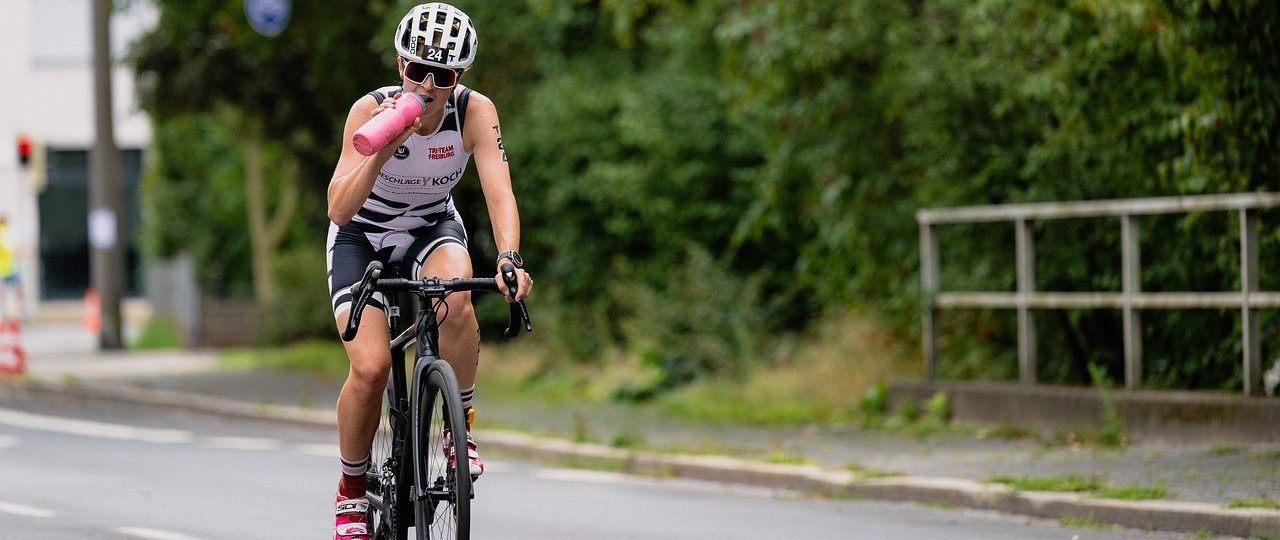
[979,423,1037,440]
[478,311,916,427]
[1040,428,1131,450]
[1093,484,1171,500]
[1060,515,1116,530]
[1209,444,1245,456]
[1087,364,1126,450]
[1225,497,1280,510]
[1209,444,1244,456]
[218,340,348,379]
[609,431,644,449]
[1252,449,1280,461]
[845,461,903,480]
[132,317,183,350]
[989,474,1103,493]
[764,452,813,465]
[655,312,916,425]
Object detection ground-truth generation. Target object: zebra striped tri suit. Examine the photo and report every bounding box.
[326,85,474,317]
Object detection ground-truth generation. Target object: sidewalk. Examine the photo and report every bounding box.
[5,317,1279,538]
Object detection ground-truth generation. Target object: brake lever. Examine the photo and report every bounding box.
[341,261,383,342]
[500,263,533,338]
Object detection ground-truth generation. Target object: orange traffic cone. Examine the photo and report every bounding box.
[0,320,24,376]
[83,288,101,334]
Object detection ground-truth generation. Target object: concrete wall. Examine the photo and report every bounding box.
[889,380,1280,443]
[0,0,156,309]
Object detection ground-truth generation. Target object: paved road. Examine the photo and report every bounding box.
[0,386,1221,540]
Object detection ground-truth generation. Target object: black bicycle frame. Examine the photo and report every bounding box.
[382,288,415,525]
[343,258,531,535]
[388,279,453,516]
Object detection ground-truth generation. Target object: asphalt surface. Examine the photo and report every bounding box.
[0,386,1208,540]
[99,366,1280,506]
[5,314,1278,537]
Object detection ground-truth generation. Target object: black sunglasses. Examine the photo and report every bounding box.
[401,59,462,88]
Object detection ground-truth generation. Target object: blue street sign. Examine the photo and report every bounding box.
[244,0,291,37]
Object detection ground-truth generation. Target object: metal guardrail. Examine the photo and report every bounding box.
[917,193,1280,396]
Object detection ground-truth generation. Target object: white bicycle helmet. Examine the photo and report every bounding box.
[394,3,478,69]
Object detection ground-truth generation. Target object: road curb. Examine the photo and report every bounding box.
[5,377,1278,538]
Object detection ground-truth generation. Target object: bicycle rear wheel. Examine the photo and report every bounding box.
[414,359,471,540]
[368,383,409,540]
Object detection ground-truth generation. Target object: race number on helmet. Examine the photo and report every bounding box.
[394,3,478,69]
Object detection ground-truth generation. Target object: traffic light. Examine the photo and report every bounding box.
[17,134,32,167]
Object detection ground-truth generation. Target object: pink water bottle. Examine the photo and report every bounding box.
[352,93,426,156]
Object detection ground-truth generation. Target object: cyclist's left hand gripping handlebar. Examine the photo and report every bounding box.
[501,263,534,339]
[341,261,383,342]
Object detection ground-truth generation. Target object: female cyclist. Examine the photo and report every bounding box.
[325,4,532,538]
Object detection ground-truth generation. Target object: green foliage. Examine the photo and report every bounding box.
[923,392,951,426]
[763,452,812,466]
[264,245,336,343]
[218,340,349,379]
[990,474,1104,493]
[133,0,1280,391]
[1209,444,1244,456]
[132,317,183,350]
[1225,497,1280,510]
[614,246,771,395]
[1089,363,1127,449]
[139,114,251,296]
[893,398,921,424]
[860,382,889,417]
[1094,484,1171,500]
[845,462,904,480]
[609,431,644,449]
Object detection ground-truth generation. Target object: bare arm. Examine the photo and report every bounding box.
[327,95,422,225]
[464,91,531,300]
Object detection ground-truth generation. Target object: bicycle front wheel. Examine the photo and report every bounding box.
[368,382,409,540]
[414,359,471,540]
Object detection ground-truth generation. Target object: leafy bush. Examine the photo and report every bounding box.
[613,246,772,396]
[860,382,889,417]
[132,0,1280,391]
[132,317,183,350]
[923,392,951,426]
[264,245,336,343]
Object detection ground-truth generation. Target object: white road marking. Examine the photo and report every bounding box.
[0,500,56,518]
[293,443,341,458]
[0,434,18,448]
[115,527,204,540]
[0,408,194,444]
[200,436,283,451]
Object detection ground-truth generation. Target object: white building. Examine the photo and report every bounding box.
[0,0,157,307]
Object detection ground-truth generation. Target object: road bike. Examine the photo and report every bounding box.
[342,260,532,540]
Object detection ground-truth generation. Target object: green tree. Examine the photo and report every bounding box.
[129,0,395,306]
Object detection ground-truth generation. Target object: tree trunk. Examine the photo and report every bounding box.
[242,120,299,307]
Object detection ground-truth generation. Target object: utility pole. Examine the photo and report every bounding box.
[90,0,125,349]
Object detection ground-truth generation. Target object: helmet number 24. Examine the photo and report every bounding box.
[423,45,446,63]
[410,38,448,64]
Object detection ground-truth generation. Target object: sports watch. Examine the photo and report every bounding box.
[497,250,524,269]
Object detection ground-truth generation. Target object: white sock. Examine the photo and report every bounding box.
[341,455,369,477]
[460,385,475,410]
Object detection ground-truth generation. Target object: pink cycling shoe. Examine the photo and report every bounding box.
[334,493,370,539]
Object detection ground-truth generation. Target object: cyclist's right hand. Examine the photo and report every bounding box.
[371,95,422,153]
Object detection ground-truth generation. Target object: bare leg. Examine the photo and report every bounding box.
[335,305,392,461]
[418,244,479,390]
